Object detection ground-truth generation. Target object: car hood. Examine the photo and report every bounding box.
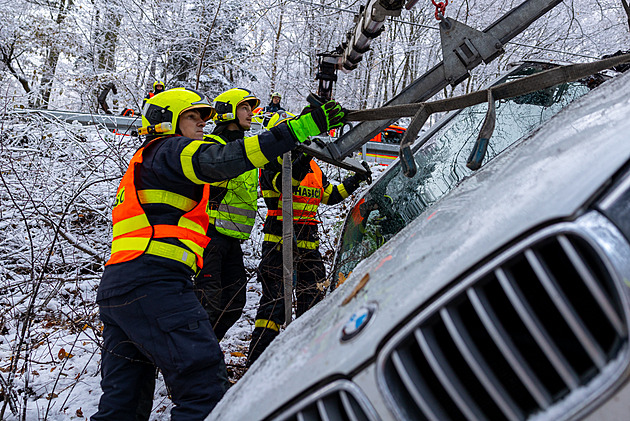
[208,71,630,420]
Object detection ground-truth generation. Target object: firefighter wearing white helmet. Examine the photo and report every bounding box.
[247,110,372,366]
[263,91,285,115]
[94,86,345,420]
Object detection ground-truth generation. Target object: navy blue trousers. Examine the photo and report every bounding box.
[255,242,325,324]
[92,279,226,421]
[248,243,325,365]
[195,231,247,341]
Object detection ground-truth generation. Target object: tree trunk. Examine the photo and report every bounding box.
[270,6,284,92]
[36,0,74,109]
[0,45,34,107]
[37,49,61,109]
[97,2,122,72]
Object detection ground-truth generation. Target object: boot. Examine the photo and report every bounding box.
[247,327,278,367]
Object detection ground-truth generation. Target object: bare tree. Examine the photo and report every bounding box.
[35,0,76,109]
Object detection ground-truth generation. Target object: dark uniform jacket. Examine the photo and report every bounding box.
[260,159,362,244]
[98,124,296,301]
[263,103,285,114]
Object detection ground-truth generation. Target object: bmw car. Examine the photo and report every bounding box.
[208,61,630,421]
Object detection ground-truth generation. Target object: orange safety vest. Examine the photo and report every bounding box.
[106,137,211,272]
[267,160,323,225]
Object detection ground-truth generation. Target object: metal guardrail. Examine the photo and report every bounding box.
[8,109,142,133]
[358,141,400,165]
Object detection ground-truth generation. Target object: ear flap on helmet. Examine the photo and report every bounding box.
[144,104,173,126]
[214,101,232,115]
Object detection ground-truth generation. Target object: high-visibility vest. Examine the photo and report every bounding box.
[205,135,258,240]
[106,137,211,272]
[266,160,323,226]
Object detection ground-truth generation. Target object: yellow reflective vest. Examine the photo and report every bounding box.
[205,134,258,239]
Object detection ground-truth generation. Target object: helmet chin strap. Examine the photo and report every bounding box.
[222,119,244,132]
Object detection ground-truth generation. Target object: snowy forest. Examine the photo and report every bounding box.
[1,0,629,419]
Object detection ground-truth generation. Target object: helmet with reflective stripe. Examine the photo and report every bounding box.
[265,111,296,130]
[153,80,165,91]
[212,88,261,123]
[271,92,282,99]
[142,87,215,135]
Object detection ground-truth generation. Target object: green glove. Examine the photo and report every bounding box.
[287,100,345,143]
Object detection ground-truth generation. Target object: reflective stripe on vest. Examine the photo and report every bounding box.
[263,233,319,250]
[138,189,198,212]
[106,137,211,271]
[254,319,280,332]
[205,135,259,239]
[266,160,323,225]
[262,189,280,198]
[111,238,198,271]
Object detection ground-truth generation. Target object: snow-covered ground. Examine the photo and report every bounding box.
[0,116,386,420]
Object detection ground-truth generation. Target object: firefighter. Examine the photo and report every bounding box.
[247,112,372,366]
[193,88,261,341]
[142,80,166,107]
[261,92,285,126]
[263,92,285,114]
[92,88,345,420]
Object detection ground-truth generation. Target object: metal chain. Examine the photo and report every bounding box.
[431,0,448,20]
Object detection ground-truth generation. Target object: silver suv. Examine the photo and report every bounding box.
[208,62,630,421]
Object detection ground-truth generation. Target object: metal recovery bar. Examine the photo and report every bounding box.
[301,0,563,166]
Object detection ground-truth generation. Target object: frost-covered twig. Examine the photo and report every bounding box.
[38,216,106,263]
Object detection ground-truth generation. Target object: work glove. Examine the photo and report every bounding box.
[292,153,313,181]
[286,100,345,143]
[354,161,373,185]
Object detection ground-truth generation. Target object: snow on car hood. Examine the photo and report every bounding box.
[208,71,630,420]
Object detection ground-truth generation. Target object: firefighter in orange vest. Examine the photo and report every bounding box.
[142,80,166,107]
[93,89,345,420]
[247,112,372,366]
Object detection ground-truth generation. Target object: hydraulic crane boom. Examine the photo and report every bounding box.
[301,0,563,170]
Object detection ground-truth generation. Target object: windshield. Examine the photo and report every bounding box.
[333,63,592,284]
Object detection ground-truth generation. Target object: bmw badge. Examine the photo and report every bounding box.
[340,304,376,342]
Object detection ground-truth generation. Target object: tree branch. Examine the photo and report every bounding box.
[621,0,630,31]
